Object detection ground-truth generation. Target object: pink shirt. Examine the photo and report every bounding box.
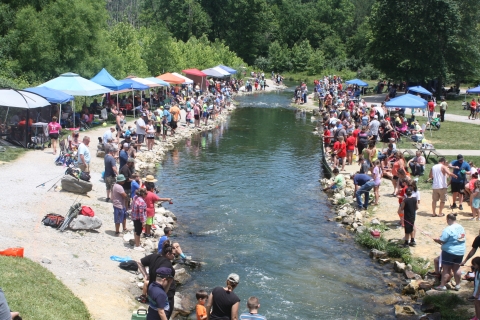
[48,122,62,134]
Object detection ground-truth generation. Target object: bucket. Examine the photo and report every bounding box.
[0,247,24,257]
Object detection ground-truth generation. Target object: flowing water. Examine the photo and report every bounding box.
[156,91,398,319]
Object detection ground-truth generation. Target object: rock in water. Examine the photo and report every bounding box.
[394,261,406,273]
[369,249,387,259]
[69,215,102,230]
[394,305,417,318]
[61,175,93,194]
[174,268,191,285]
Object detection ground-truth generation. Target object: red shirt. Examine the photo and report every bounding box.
[352,129,360,139]
[324,129,331,145]
[346,136,356,151]
[428,101,435,112]
[398,185,408,204]
[333,141,347,158]
[144,191,160,218]
[471,100,477,110]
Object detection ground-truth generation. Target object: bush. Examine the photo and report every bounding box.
[357,63,383,80]
[422,293,469,320]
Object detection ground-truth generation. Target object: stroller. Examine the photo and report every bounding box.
[27,122,49,150]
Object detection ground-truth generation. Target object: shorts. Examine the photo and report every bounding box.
[133,219,143,236]
[393,175,399,180]
[147,136,155,140]
[116,125,121,132]
[78,163,90,173]
[162,125,168,134]
[473,198,480,209]
[137,134,145,144]
[170,121,177,129]
[105,175,116,191]
[432,188,447,203]
[194,114,200,120]
[146,217,153,225]
[404,218,415,234]
[49,133,59,140]
[203,112,209,118]
[156,126,161,133]
[441,250,463,266]
[113,207,126,224]
[451,181,465,194]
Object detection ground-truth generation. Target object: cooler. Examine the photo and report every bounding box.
[131,308,147,320]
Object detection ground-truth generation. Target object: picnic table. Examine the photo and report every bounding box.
[412,143,444,162]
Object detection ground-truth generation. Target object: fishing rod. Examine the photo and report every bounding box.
[36,173,64,188]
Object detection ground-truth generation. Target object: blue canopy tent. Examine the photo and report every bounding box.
[345,78,368,86]
[119,79,149,118]
[385,94,427,109]
[407,86,432,96]
[24,87,74,104]
[38,72,112,128]
[90,68,130,91]
[467,86,480,94]
[217,65,237,74]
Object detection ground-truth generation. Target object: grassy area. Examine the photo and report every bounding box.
[422,293,471,320]
[0,256,91,320]
[0,146,27,162]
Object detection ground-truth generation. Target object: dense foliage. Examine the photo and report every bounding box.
[1,0,479,88]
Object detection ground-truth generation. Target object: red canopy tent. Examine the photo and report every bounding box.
[182,69,207,91]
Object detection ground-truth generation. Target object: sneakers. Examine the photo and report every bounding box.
[459,205,464,211]
[105,197,110,202]
[136,295,147,304]
[450,203,457,209]
[134,246,145,252]
[409,241,416,247]
[454,284,461,291]
[434,285,447,291]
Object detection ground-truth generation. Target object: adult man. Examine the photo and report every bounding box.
[120,158,135,208]
[352,173,375,210]
[147,267,174,320]
[439,98,448,122]
[427,99,435,121]
[111,174,127,235]
[104,147,118,202]
[77,136,91,173]
[408,151,426,176]
[449,154,471,211]
[89,98,99,114]
[430,157,457,217]
[136,116,147,145]
[119,143,129,169]
[137,245,177,319]
[368,115,380,143]
[333,123,346,143]
[169,104,180,135]
[103,127,115,146]
[460,229,480,266]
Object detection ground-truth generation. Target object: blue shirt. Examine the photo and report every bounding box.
[119,150,128,169]
[163,110,172,123]
[77,142,91,164]
[240,314,267,320]
[131,180,140,198]
[354,174,372,186]
[148,281,169,316]
[440,223,466,256]
[450,160,470,183]
[157,235,169,254]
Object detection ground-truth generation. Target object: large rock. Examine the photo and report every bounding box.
[370,249,387,259]
[61,175,93,194]
[69,215,102,230]
[394,305,417,319]
[402,280,419,295]
[342,217,354,225]
[394,261,406,273]
[174,292,193,317]
[174,268,191,285]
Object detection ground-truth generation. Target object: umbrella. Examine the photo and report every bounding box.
[90,68,131,91]
[467,86,480,94]
[407,86,432,96]
[345,78,368,86]
[24,87,74,104]
[38,72,112,96]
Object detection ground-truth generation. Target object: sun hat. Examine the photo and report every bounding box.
[156,267,173,278]
[116,174,126,182]
[143,175,158,183]
[227,273,240,284]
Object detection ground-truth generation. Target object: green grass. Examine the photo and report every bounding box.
[0,146,27,162]
[422,293,470,320]
[442,95,470,116]
[0,256,91,320]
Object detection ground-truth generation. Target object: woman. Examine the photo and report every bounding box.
[47,116,62,155]
[356,126,370,156]
[146,120,155,151]
[380,120,394,147]
[372,160,383,205]
[206,273,240,320]
[131,188,147,251]
[116,112,125,140]
[389,152,405,195]
[434,214,466,291]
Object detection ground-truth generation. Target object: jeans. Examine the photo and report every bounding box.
[356,180,375,209]
[409,162,425,176]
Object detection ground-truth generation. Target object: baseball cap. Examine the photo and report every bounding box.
[127,158,135,163]
[227,273,240,284]
[156,267,173,278]
[123,143,129,148]
[457,154,464,160]
[374,115,378,119]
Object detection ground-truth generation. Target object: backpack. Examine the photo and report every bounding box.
[42,213,65,228]
[80,206,94,217]
[79,171,91,182]
[119,260,138,272]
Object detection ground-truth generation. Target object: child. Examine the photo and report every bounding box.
[408,180,421,205]
[333,136,347,171]
[472,180,480,221]
[397,179,409,227]
[325,168,345,190]
[148,267,174,320]
[239,296,267,320]
[346,132,356,165]
[195,290,208,320]
[400,188,418,247]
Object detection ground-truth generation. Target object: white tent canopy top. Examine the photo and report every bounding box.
[172,72,194,84]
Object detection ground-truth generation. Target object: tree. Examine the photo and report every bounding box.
[368,0,461,85]
[291,40,313,72]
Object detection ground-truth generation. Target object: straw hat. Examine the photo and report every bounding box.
[143,175,157,183]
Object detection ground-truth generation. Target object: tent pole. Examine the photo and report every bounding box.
[59,104,62,128]
[133,88,135,119]
[73,100,75,129]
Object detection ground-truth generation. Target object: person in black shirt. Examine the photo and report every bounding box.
[137,244,176,319]
[206,273,241,320]
[461,230,480,266]
[400,188,418,247]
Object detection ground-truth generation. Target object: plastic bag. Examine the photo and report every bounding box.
[110,255,132,262]
[0,247,24,257]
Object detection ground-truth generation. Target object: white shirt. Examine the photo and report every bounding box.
[136,118,146,135]
[432,163,447,189]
